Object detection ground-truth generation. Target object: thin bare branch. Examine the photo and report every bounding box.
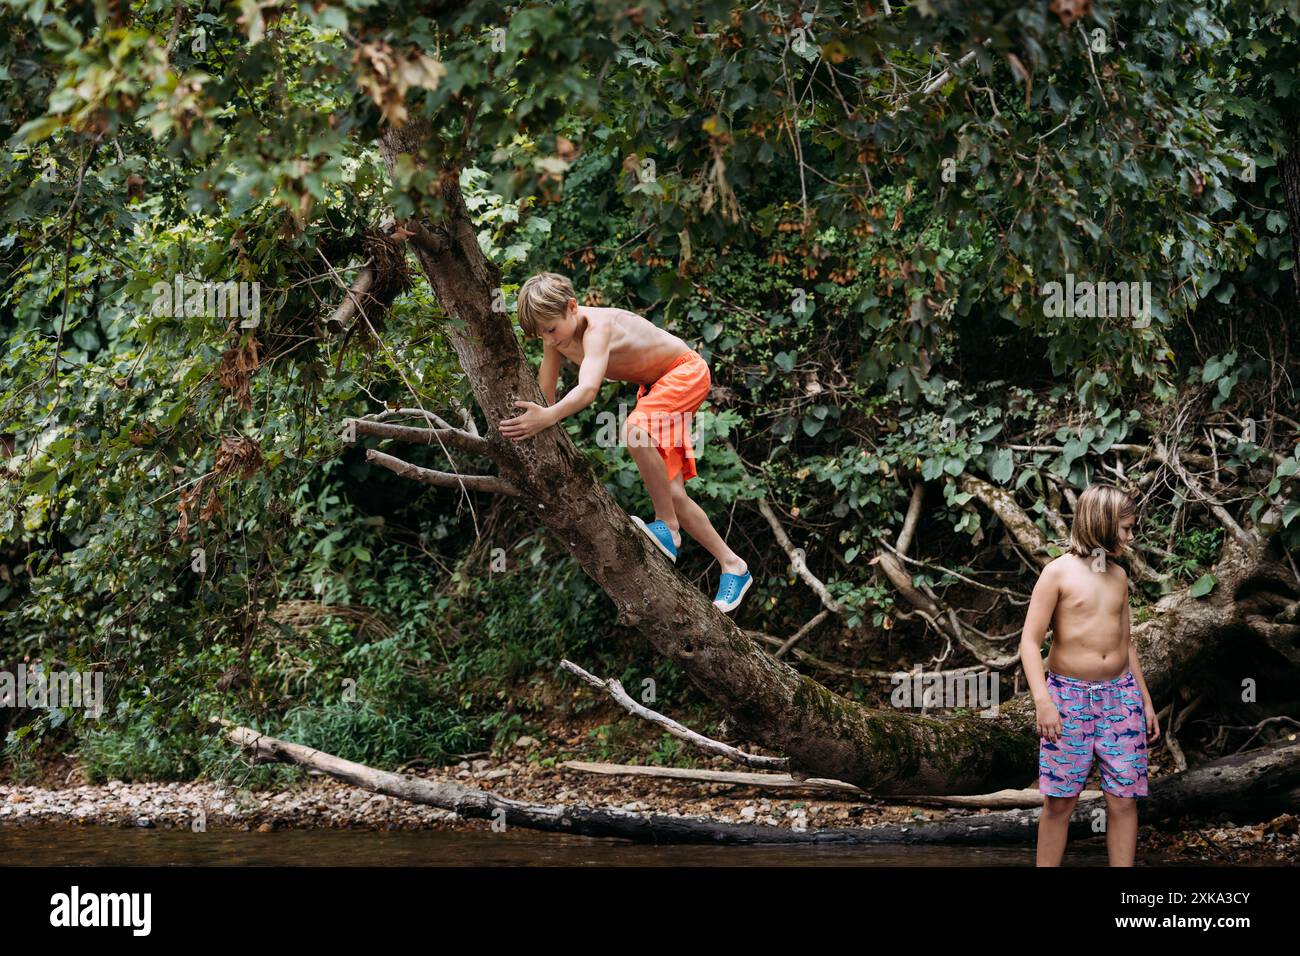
[366,449,518,496]
[1154,438,1256,548]
[350,418,490,456]
[559,659,788,771]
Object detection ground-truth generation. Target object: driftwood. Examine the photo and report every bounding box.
[213,717,910,844]
[218,719,1300,845]
[561,761,1098,808]
[561,760,865,796]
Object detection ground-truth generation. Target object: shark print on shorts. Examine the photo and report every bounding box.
[1038,670,1148,798]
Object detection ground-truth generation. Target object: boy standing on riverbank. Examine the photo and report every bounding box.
[499,273,753,613]
[1018,483,1160,866]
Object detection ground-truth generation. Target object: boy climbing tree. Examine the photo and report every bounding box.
[500,273,753,612]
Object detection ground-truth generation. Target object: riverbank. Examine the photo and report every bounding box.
[2,750,1296,864]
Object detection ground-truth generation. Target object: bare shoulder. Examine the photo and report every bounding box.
[597,306,648,326]
[1032,554,1066,595]
[581,307,629,333]
[1042,553,1071,579]
[577,308,616,341]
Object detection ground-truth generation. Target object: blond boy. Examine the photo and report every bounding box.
[500,273,752,612]
[1020,483,1160,866]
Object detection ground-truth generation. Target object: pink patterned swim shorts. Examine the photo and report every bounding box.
[1038,670,1148,798]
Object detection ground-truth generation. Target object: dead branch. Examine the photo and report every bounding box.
[1154,437,1256,549]
[559,659,788,770]
[873,541,1019,669]
[365,448,518,495]
[325,265,375,334]
[775,609,832,658]
[561,760,864,796]
[746,630,881,679]
[211,718,852,844]
[874,493,1026,666]
[349,417,491,457]
[561,761,1092,809]
[756,497,843,615]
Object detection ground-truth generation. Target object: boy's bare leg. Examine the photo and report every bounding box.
[1104,793,1138,866]
[1036,793,1079,866]
[670,475,747,575]
[625,421,680,547]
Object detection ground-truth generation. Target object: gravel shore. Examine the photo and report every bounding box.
[3,753,1297,864]
[0,753,932,832]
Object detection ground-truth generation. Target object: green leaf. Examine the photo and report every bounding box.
[15,115,64,142]
[41,17,82,54]
[1283,500,1300,528]
[989,447,1014,484]
[1188,574,1216,598]
[28,468,57,494]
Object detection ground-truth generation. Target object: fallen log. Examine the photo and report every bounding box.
[560,760,865,796]
[560,760,1099,808]
[216,719,1300,845]
[212,718,904,844]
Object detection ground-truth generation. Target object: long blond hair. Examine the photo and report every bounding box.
[1066,483,1137,558]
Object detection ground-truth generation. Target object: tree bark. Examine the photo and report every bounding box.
[1280,122,1300,304]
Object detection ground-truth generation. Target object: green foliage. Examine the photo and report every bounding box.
[0,0,1295,784]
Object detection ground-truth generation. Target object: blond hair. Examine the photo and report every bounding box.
[516,272,576,338]
[1067,483,1137,558]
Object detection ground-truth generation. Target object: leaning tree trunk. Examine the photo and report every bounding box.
[366,119,1300,796]
[1281,119,1300,305]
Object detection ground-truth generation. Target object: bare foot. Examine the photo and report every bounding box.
[721,558,748,576]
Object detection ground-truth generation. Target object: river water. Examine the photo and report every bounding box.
[0,827,1139,866]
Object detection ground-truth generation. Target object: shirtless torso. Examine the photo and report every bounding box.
[1045,552,1131,681]
[555,307,691,387]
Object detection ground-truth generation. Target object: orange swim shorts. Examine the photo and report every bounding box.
[625,349,711,482]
